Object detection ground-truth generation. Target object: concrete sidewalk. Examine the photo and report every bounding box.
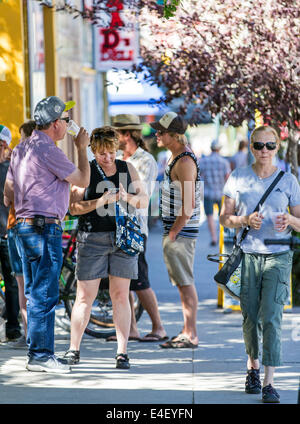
[0,221,299,405]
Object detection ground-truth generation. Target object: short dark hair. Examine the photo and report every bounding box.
[36,122,52,131]
[19,120,36,137]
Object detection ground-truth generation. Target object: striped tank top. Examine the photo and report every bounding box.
[160,151,202,238]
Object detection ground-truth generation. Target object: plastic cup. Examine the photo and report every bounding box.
[67,120,80,137]
[271,211,282,232]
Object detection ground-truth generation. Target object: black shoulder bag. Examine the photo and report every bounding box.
[207,170,284,300]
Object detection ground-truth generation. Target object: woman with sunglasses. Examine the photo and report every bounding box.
[63,126,148,370]
[220,125,300,403]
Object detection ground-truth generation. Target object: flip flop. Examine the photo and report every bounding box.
[139,333,169,342]
[160,335,198,349]
[106,336,141,342]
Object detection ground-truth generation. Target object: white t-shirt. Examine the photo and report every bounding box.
[224,165,300,254]
[117,147,158,237]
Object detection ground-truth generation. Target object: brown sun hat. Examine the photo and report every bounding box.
[112,114,143,130]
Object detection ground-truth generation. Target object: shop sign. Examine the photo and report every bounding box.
[94,0,139,71]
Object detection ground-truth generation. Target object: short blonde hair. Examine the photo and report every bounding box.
[250,126,280,144]
[90,126,119,153]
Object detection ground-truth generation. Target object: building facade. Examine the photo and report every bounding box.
[0,0,104,159]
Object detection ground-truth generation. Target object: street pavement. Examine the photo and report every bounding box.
[0,218,299,408]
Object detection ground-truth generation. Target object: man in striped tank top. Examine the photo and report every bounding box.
[150,112,201,349]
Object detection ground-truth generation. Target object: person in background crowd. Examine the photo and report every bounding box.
[6,120,36,349]
[19,120,36,142]
[199,139,231,246]
[220,125,300,403]
[150,112,201,349]
[283,140,300,180]
[4,96,90,373]
[230,140,249,170]
[0,125,21,342]
[111,114,168,342]
[63,126,148,370]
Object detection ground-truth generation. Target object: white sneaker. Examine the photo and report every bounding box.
[26,355,71,373]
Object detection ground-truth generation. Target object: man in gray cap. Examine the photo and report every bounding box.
[4,96,90,373]
[109,114,167,342]
[199,139,231,246]
[150,112,201,349]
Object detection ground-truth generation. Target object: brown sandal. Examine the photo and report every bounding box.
[139,333,169,342]
[160,335,198,349]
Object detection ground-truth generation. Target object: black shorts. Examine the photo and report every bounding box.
[99,236,150,291]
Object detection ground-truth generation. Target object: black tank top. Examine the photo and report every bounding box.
[78,159,132,232]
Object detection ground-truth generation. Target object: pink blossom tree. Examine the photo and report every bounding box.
[36,0,300,174]
[136,0,300,174]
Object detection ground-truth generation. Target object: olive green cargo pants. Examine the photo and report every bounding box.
[240,250,293,366]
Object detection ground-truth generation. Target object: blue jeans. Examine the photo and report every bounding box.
[7,227,23,276]
[16,222,63,360]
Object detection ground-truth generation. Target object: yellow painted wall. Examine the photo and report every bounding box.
[0,0,25,148]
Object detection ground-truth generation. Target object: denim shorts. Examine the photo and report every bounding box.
[204,197,221,216]
[75,231,138,281]
[7,227,23,276]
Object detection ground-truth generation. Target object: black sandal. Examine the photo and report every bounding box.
[63,349,80,365]
[115,353,130,369]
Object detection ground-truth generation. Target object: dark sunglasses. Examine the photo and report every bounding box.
[60,117,70,123]
[157,130,168,136]
[252,141,277,151]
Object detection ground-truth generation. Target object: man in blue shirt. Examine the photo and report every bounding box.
[199,139,231,246]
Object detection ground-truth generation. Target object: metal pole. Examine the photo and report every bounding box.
[43,1,58,96]
[102,72,109,125]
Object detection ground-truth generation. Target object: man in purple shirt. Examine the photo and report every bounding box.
[4,96,90,373]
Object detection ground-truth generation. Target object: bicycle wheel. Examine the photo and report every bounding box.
[63,270,143,338]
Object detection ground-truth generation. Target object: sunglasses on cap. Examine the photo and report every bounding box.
[93,130,116,139]
[252,141,277,151]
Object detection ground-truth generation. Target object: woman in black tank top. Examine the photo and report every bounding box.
[63,126,148,370]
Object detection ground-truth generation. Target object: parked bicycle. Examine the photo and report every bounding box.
[59,221,144,338]
[264,236,300,250]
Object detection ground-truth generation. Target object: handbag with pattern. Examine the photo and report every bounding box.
[115,202,144,256]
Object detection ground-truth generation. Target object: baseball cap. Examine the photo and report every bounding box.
[150,112,188,134]
[112,114,143,130]
[211,139,221,150]
[34,96,75,126]
[0,124,12,143]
